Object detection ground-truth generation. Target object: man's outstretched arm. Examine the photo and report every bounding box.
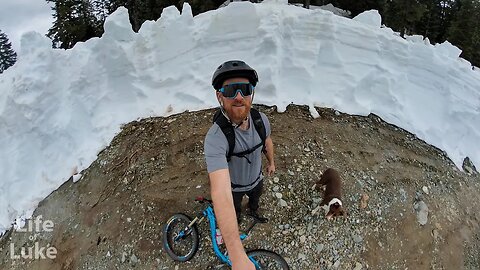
[209,169,255,270]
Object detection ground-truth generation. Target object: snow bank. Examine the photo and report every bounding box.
[0,1,479,232]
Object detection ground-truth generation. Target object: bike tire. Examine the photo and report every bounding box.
[162,213,199,262]
[247,249,290,270]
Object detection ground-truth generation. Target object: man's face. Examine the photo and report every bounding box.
[217,77,252,123]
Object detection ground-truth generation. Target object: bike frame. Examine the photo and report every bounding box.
[203,205,249,266]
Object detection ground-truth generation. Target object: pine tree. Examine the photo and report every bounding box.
[331,0,386,17]
[414,0,459,43]
[383,0,427,37]
[447,0,480,67]
[106,0,215,32]
[0,30,17,74]
[179,0,221,16]
[46,0,102,49]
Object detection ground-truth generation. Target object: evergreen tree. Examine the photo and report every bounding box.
[105,0,176,32]
[0,30,17,74]
[178,0,222,16]
[331,0,386,17]
[447,0,480,67]
[46,0,102,49]
[383,0,427,37]
[104,0,224,32]
[415,0,459,43]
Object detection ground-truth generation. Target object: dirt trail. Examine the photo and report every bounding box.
[1,105,479,270]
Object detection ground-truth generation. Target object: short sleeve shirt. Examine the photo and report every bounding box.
[204,112,271,192]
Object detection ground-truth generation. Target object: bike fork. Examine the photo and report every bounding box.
[174,216,205,242]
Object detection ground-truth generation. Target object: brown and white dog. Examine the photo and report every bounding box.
[316,168,346,220]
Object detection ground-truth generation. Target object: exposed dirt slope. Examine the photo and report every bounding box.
[1,105,479,270]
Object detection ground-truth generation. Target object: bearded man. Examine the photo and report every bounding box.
[204,60,276,270]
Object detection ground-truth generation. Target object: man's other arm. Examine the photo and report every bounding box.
[265,136,275,176]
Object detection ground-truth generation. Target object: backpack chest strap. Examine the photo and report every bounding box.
[213,108,267,162]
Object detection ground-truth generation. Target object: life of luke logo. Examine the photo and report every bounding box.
[10,215,58,260]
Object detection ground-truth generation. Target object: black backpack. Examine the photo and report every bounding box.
[213,108,267,163]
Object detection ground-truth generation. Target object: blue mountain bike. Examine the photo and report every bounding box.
[162,197,290,269]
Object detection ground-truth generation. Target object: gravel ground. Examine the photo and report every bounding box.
[1,105,479,270]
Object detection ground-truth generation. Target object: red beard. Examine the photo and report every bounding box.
[225,101,250,123]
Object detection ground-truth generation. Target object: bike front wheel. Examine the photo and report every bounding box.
[162,213,199,262]
[247,249,290,270]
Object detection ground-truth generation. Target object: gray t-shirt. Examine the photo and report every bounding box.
[204,111,271,192]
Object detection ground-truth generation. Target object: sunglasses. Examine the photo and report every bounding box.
[218,83,254,99]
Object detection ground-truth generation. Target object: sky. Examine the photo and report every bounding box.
[0,0,53,52]
[0,0,479,234]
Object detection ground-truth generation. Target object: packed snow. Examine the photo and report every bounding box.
[0,0,479,233]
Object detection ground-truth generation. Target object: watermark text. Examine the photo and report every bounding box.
[10,215,58,260]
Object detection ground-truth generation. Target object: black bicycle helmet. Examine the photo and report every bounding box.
[212,60,259,90]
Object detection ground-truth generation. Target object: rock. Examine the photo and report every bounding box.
[367,179,376,186]
[311,205,322,215]
[415,191,424,201]
[432,229,440,241]
[300,235,306,243]
[333,259,341,268]
[354,262,363,270]
[422,186,429,194]
[298,253,307,260]
[72,173,82,183]
[121,252,127,263]
[462,157,478,174]
[275,192,283,199]
[273,177,280,183]
[106,251,111,257]
[130,254,138,265]
[414,201,429,225]
[316,243,324,252]
[288,170,295,176]
[399,188,408,202]
[273,186,280,192]
[353,234,363,244]
[360,193,369,209]
[279,199,288,207]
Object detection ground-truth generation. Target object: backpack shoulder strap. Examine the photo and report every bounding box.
[250,108,267,153]
[213,109,235,162]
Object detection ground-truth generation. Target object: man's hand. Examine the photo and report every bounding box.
[232,254,256,270]
[266,163,275,176]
